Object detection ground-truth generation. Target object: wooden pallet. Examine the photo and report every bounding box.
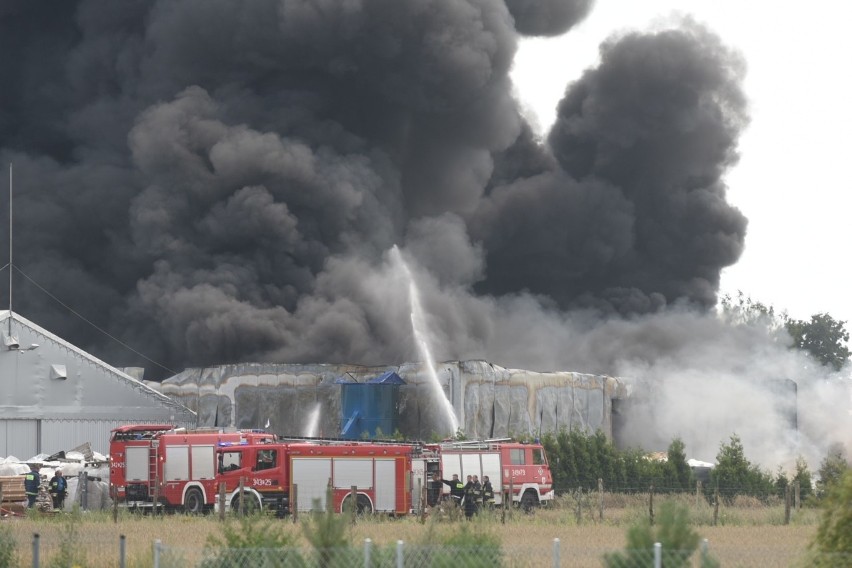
[0,476,27,504]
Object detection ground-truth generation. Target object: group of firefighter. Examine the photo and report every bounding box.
[439,472,494,519]
[23,463,68,510]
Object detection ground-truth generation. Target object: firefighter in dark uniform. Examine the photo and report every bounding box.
[441,473,465,506]
[482,475,495,508]
[49,469,68,510]
[24,463,41,508]
[463,475,477,519]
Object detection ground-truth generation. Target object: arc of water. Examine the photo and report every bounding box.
[391,246,459,433]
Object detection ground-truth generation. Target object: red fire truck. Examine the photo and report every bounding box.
[214,441,420,516]
[109,424,276,513]
[426,439,554,510]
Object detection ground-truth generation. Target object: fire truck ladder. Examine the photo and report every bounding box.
[148,441,160,500]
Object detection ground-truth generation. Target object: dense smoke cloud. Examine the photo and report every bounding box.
[2,2,848,466]
[504,0,595,37]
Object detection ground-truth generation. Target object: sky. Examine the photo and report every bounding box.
[511,0,852,325]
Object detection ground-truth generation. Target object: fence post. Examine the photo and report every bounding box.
[292,483,299,523]
[713,486,719,526]
[648,484,655,526]
[419,480,427,525]
[396,540,404,568]
[509,477,514,521]
[364,538,372,568]
[351,485,358,525]
[113,484,119,523]
[238,477,245,515]
[784,483,791,525]
[700,538,709,568]
[552,538,560,568]
[152,539,161,568]
[794,480,801,510]
[696,480,702,508]
[119,534,126,568]
[81,471,89,511]
[32,533,39,568]
[218,482,226,522]
[598,478,604,522]
[653,542,662,568]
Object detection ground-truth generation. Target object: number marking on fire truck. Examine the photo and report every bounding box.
[252,478,273,487]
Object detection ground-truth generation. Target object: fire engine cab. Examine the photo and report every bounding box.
[426,439,554,510]
[109,424,276,513]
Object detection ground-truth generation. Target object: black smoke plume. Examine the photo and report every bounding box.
[1,2,749,380]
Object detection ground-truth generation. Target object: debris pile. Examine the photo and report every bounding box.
[0,442,111,514]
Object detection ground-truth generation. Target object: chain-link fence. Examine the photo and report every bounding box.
[4,532,850,567]
[149,540,848,568]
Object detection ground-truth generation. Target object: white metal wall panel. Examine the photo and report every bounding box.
[191,445,215,479]
[333,458,372,489]
[40,419,195,457]
[0,420,38,459]
[292,458,331,511]
[481,453,501,492]
[411,458,426,513]
[125,447,149,481]
[164,446,189,481]
[441,454,462,479]
[374,459,396,511]
[461,453,481,478]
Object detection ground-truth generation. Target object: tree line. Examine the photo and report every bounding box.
[539,429,849,504]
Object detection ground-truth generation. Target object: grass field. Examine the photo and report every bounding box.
[0,495,822,567]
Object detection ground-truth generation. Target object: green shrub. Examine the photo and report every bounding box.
[809,469,852,567]
[603,502,718,568]
[0,524,18,568]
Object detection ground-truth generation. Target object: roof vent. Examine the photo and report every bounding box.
[50,364,68,380]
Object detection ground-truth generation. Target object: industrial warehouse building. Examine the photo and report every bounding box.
[0,310,195,459]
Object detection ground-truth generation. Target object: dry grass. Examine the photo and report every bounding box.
[0,497,820,567]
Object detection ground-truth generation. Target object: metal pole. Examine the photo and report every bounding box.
[153,539,161,568]
[653,542,662,568]
[701,538,709,568]
[552,538,560,568]
[396,540,404,568]
[119,535,126,568]
[364,538,372,568]
[81,471,88,510]
[32,533,39,568]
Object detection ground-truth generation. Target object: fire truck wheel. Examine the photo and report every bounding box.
[232,492,260,515]
[520,491,538,513]
[184,488,204,514]
[342,494,373,515]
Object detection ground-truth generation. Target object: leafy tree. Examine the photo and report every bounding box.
[785,312,850,371]
[809,469,852,566]
[665,438,693,492]
[792,456,814,501]
[816,443,849,499]
[710,435,774,502]
[719,291,785,331]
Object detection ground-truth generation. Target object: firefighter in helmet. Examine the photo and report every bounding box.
[482,475,495,508]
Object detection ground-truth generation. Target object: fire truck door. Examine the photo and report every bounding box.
[190,445,215,479]
[164,446,189,481]
[374,459,396,512]
[250,448,280,491]
[125,446,149,481]
[292,458,331,512]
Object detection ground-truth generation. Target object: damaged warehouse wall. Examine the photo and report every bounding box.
[158,360,627,441]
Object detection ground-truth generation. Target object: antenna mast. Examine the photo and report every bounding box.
[8,164,11,333]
